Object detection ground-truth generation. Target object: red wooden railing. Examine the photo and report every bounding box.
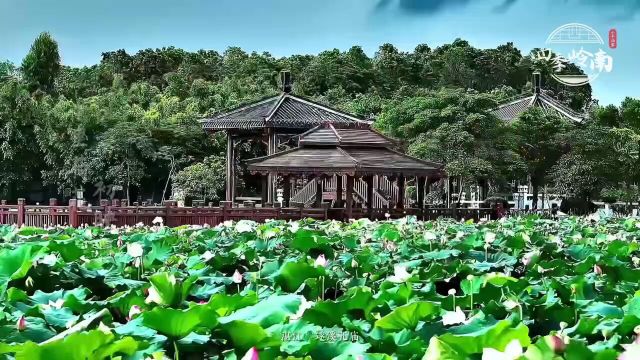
[0,198,498,228]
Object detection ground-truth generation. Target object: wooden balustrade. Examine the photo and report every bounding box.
[0,199,501,227]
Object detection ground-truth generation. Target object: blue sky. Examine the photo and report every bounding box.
[1,0,638,105]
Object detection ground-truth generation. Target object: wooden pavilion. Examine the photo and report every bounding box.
[491,71,586,209]
[246,122,445,219]
[199,71,372,205]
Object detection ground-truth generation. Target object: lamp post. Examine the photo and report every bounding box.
[276,188,284,208]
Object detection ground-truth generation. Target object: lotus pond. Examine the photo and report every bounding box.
[1,216,640,359]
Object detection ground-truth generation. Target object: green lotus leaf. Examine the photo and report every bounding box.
[10,330,137,360]
[374,301,440,331]
[141,307,202,339]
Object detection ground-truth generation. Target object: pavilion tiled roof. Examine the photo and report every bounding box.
[298,123,394,147]
[246,124,444,177]
[491,91,585,123]
[200,93,370,131]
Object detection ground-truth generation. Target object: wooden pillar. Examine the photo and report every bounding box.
[283,175,291,207]
[335,175,343,208]
[225,132,235,203]
[68,199,78,228]
[417,176,425,209]
[365,175,374,218]
[266,129,277,203]
[345,175,354,219]
[260,174,268,206]
[397,175,406,209]
[17,198,25,226]
[314,176,323,207]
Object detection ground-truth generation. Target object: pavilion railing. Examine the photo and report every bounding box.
[0,198,505,228]
[290,178,317,205]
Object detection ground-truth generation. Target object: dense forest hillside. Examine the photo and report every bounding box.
[1,33,639,205]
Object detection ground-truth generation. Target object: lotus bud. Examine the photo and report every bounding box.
[232,269,243,284]
[351,259,358,268]
[594,265,603,275]
[315,254,327,267]
[16,316,26,331]
[448,289,457,296]
[117,237,124,248]
[559,322,568,331]
[25,276,34,288]
[546,334,566,353]
[241,346,260,360]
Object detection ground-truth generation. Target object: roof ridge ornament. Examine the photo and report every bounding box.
[533,71,542,95]
[280,70,292,94]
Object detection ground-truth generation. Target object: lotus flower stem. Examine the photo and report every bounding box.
[257,260,262,295]
[173,340,179,360]
[448,289,457,310]
[237,284,240,294]
[518,304,523,321]
[321,276,325,301]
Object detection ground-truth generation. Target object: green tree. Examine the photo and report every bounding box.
[0,79,43,198]
[21,32,61,93]
[172,155,225,202]
[87,122,156,202]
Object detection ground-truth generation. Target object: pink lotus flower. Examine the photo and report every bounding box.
[16,316,26,331]
[232,270,243,284]
[315,254,327,267]
[547,335,566,353]
[620,343,640,360]
[241,347,259,360]
[594,265,603,275]
[128,305,142,320]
